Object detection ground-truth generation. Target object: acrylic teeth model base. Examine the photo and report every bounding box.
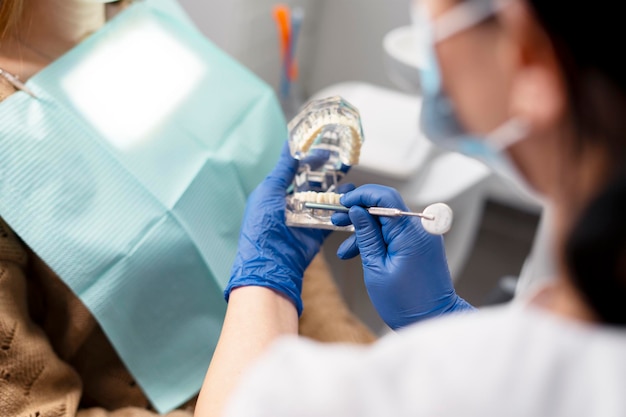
[285,96,453,235]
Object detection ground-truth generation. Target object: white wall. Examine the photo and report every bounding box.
[178,0,316,94]
[178,0,412,97]
[305,0,411,95]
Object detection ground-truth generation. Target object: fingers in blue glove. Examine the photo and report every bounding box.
[226,141,332,316]
[337,234,358,259]
[337,205,393,260]
[328,184,472,329]
[300,149,331,171]
[336,182,356,195]
[340,184,409,211]
[331,212,352,227]
[348,206,388,259]
[266,142,298,191]
[335,184,407,260]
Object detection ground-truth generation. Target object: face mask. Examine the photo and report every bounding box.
[0,0,285,413]
[413,0,538,197]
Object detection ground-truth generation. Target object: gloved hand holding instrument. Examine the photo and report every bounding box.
[332,185,475,330]
[224,143,354,315]
[225,150,474,326]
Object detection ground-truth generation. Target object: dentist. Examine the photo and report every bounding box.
[196,0,626,416]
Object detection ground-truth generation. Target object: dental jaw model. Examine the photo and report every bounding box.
[286,96,364,231]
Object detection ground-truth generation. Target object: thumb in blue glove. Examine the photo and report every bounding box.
[224,143,330,315]
[331,185,475,329]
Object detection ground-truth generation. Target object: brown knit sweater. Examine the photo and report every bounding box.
[0,78,374,417]
[0,217,196,417]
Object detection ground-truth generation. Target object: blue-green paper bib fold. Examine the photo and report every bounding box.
[0,0,286,412]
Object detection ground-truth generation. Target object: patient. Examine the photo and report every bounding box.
[0,1,373,416]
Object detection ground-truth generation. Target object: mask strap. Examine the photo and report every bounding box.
[486,118,530,151]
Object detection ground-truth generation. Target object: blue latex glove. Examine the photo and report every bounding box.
[225,143,351,315]
[332,185,475,329]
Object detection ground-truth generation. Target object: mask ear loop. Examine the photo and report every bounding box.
[486,118,531,151]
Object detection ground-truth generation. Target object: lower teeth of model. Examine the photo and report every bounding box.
[293,191,343,205]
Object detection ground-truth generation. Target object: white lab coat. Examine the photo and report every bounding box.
[516,207,557,298]
[224,298,626,417]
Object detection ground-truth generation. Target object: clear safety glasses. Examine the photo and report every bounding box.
[416,0,509,44]
[413,0,511,90]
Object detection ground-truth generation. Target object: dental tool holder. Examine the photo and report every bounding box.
[286,96,364,231]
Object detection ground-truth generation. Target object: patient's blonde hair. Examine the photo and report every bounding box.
[0,1,136,40]
[0,0,23,38]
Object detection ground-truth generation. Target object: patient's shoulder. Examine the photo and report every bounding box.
[0,75,16,102]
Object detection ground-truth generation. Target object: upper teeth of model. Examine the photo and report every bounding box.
[288,97,364,166]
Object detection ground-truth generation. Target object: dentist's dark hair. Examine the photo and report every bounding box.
[527,0,626,325]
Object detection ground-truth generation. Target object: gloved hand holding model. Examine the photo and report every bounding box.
[225,143,335,315]
[332,185,475,329]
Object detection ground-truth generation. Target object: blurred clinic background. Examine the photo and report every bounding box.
[179,0,546,334]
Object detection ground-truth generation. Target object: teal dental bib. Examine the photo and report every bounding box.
[0,0,285,412]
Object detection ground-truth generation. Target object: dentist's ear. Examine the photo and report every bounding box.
[497,0,570,196]
[501,0,566,131]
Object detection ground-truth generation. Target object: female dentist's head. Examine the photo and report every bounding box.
[419,0,626,324]
[417,0,574,198]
